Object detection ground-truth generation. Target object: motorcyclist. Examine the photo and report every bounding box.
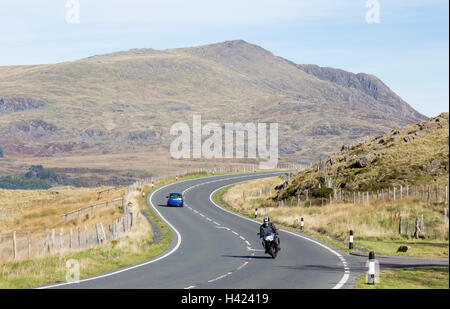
[259,216,280,252]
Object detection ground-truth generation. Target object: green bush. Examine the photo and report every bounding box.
[311,187,333,198]
[0,176,51,190]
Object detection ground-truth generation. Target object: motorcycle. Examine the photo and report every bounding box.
[257,230,279,259]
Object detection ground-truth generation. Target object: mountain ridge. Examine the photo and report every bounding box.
[0,40,426,169]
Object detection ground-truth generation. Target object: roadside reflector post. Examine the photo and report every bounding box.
[349,230,354,249]
[176,175,178,181]
[300,217,304,231]
[368,251,376,285]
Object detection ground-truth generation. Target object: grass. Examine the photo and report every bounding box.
[357,266,449,289]
[0,171,244,288]
[0,186,125,235]
[283,113,449,193]
[220,176,449,258]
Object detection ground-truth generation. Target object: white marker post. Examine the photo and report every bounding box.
[368,251,376,285]
[300,217,304,231]
[349,230,354,249]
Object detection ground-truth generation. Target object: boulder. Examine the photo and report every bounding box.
[396,246,410,253]
[351,151,377,168]
[341,144,352,152]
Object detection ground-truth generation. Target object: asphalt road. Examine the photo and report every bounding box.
[45,172,363,289]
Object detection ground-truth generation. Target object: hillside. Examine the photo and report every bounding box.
[277,112,449,199]
[0,40,426,178]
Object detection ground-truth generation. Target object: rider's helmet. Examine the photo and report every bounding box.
[263,216,270,226]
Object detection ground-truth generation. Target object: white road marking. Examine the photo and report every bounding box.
[39,180,184,289]
[39,171,282,289]
[213,221,220,226]
[237,262,249,270]
[247,247,264,252]
[208,272,232,283]
[232,231,239,236]
[184,285,196,289]
[216,226,230,230]
[209,184,352,290]
[333,274,350,289]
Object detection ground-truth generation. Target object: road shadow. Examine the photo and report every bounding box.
[222,255,273,260]
[276,264,346,272]
[157,204,183,208]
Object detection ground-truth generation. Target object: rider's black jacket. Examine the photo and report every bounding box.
[259,222,278,238]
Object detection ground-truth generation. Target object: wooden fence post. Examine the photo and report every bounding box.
[60,228,64,251]
[420,214,424,234]
[84,226,88,248]
[95,224,100,246]
[398,216,403,235]
[445,185,448,205]
[70,228,73,249]
[405,218,409,237]
[100,223,106,244]
[51,229,55,254]
[13,231,17,260]
[414,218,420,239]
[77,227,81,248]
[42,228,49,256]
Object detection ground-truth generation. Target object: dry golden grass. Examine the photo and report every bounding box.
[224,177,449,241]
[0,186,162,288]
[6,151,260,179]
[0,185,125,235]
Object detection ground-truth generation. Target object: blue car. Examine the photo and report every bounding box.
[166,192,184,207]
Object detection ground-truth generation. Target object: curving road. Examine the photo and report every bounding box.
[44,172,363,289]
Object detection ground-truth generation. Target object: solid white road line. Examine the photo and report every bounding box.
[39,172,282,289]
[209,184,351,290]
[39,180,184,289]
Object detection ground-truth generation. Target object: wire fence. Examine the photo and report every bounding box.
[0,206,133,262]
[0,165,297,262]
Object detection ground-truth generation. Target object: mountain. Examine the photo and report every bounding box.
[275,113,449,200]
[0,40,426,169]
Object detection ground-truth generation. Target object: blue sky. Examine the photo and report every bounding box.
[0,0,448,117]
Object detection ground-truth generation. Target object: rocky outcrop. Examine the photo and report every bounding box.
[8,120,60,141]
[350,151,378,168]
[0,96,46,114]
